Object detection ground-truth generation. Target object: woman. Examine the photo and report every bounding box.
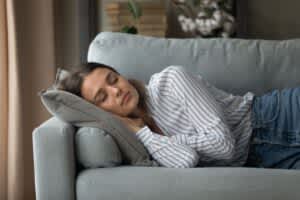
[59,62,300,169]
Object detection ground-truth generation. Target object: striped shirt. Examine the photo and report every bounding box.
[136,66,255,168]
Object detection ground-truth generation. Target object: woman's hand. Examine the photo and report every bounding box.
[113,115,145,133]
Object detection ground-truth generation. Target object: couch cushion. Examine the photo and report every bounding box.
[76,127,122,168]
[39,68,159,166]
[88,32,300,96]
[76,167,300,200]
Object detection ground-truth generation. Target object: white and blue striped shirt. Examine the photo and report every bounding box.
[136,66,255,168]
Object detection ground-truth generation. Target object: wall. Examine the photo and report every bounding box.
[235,0,300,39]
[54,0,81,69]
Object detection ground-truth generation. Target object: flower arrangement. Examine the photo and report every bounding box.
[171,0,235,38]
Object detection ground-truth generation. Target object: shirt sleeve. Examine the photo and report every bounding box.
[136,126,200,168]
[165,66,235,162]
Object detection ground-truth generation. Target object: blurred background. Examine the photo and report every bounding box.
[0,0,299,200]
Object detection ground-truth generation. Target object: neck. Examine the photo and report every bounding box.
[129,107,145,118]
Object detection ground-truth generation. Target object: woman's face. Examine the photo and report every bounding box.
[81,67,140,117]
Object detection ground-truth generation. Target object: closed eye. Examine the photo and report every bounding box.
[99,93,107,103]
[108,74,118,84]
[93,72,118,105]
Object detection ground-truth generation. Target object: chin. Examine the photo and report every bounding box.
[127,99,139,117]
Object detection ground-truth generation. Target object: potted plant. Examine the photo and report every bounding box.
[120,0,142,34]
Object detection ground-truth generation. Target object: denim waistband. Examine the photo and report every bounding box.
[250,89,281,130]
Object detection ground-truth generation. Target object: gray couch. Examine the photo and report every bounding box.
[33,32,300,200]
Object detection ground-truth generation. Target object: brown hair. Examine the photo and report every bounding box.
[59,62,164,135]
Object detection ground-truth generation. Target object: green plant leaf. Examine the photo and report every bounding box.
[127,0,142,19]
[192,0,201,6]
[121,26,138,34]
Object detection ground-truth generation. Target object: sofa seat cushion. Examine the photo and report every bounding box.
[76,167,300,200]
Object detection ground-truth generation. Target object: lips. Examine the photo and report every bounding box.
[122,92,130,105]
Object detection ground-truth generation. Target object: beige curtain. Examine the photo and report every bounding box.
[0,0,56,199]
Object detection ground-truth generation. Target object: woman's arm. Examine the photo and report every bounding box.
[114,116,200,168]
[134,66,235,167]
[136,126,200,168]
[165,66,236,162]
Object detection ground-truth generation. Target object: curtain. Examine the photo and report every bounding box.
[0,0,56,199]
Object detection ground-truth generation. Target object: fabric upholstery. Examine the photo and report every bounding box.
[76,167,300,200]
[33,117,76,200]
[76,127,122,168]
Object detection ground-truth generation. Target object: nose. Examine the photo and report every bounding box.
[108,85,121,97]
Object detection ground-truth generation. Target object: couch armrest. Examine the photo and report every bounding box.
[33,117,76,200]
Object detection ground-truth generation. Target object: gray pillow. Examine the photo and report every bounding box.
[39,68,158,166]
[76,127,122,168]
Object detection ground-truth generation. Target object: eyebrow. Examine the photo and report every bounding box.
[92,71,112,104]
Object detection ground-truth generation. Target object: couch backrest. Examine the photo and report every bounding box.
[87,32,300,95]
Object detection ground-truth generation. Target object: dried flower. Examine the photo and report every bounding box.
[171,0,235,38]
[178,14,185,22]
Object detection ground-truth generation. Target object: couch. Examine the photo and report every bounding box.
[33,32,300,200]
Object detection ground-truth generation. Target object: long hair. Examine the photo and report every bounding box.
[127,79,164,135]
[59,62,164,135]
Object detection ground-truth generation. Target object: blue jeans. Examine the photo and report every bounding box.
[244,87,300,169]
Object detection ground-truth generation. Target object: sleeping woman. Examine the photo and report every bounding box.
[59,62,300,169]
